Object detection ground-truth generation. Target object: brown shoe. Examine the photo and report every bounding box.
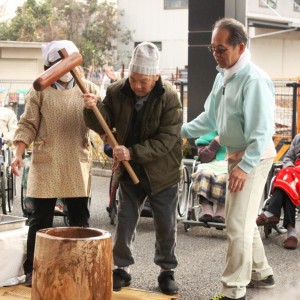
[283,236,298,250]
[199,214,213,223]
[256,213,279,226]
[212,215,225,223]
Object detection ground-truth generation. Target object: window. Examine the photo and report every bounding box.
[259,0,277,9]
[164,0,188,10]
[134,42,162,51]
[294,0,300,11]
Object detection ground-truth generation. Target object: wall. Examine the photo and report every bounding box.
[251,32,300,78]
[247,0,300,20]
[0,42,44,80]
[0,41,43,111]
[117,0,300,81]
[247,0,300,79]
[117,0,188,72]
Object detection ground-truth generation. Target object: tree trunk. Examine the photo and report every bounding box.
[31,227,112,300]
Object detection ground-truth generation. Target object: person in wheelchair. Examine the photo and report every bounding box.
[192,131,227,224]
[0,106,18,143]
[256,133,300,250]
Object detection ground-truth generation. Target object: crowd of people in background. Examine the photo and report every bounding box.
[85,65,125,99]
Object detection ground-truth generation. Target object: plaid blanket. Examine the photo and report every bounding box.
[191,162,227,205]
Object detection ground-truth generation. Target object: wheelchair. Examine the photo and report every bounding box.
[106,174,153,225]
[258,161,299,238]
[179,158,227,232]
[106,163,190,225]
[181,158,289,234]
[0,142,16,215]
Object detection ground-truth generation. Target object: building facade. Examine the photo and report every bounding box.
[117,0,300,79]
[248,0,300,78]
[117,0,188,77]
[0,41,43,115]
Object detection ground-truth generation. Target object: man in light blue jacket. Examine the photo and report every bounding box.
[182,18,276,300]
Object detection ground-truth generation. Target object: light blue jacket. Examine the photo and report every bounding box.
[181,60,275,173]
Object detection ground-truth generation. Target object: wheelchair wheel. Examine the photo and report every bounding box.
[177,165,190,218]
[6,165,14,212]
[109,202,117,225]
[107,185,118,225]
[62,196,91,227]
[140,198,153,218]
[107,175,119,225]
[20,184,28,216]
[264,225,272,238]
[1,162,9,214]
[20,183,33,219]
[64,215,70,226]
[20,184,25,214]
[183,186,197,233]
[184,211,192,232]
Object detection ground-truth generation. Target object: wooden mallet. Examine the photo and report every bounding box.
[33,48,139,184]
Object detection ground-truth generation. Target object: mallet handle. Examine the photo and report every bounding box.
[58,49,139,184]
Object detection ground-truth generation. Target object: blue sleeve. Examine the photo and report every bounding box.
[181,90,217,139]
[239,78,275,173]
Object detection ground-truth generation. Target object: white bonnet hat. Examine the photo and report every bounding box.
[41,40,79,66]
[128,42,160,75]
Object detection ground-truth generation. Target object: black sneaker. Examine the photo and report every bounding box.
[157,270,178,295]
[24,272,32,287]
[113,269,131,291]
[209,294,245,300]
[247,275,275,289]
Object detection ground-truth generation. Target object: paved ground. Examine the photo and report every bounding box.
[9,171,300,300]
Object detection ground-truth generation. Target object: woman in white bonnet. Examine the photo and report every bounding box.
[11,40,101,287]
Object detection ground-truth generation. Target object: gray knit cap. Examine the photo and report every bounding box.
[128,42,160,75]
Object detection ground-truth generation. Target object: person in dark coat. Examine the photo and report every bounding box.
[82,42,183,295]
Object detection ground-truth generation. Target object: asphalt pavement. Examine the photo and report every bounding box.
[10,170,300,300]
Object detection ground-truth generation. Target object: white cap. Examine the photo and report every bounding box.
[128,42,160,75]
[41,40,79,66]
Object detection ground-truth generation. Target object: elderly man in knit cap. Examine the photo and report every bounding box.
[11,40,100,287]
[82,42,183,295]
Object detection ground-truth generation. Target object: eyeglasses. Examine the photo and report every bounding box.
[208,45,229,55]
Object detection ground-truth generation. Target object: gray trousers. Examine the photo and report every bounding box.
[113,177,178,270]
